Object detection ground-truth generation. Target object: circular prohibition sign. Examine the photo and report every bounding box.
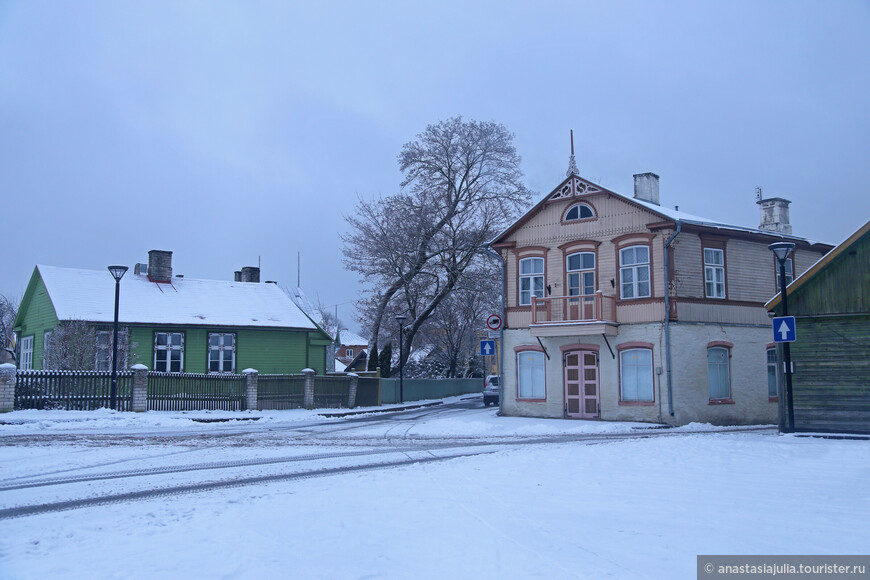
[486,314,503,331]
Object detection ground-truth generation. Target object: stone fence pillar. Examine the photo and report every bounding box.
[131,364,148,412]
[242,369,258,411]
[0,363,16,413]
[302,368,315,409]
[347,372,358,409]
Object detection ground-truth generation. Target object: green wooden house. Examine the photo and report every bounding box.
[765,221,870,434]
[13,250,333,374]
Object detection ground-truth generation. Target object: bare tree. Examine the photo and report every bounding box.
[313,298,344,341]
[344,117,529,370]
[43,320,136,371]
[420,265,499,377]
[0,294,18,364]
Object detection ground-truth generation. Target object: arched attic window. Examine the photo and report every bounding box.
[565,203,594,222]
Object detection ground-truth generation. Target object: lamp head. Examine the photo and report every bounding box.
[108,265,129,282]
[767,242,795,263]
[395,315,407,326]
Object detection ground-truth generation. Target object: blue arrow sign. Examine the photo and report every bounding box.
[480,340,496,356]
[772,316,796,343]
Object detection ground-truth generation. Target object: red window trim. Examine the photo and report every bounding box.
[617,345,655,405]
[707,340,733,349]
[617,341,655,352]
[515,346,546,402]
[560,343,599,352]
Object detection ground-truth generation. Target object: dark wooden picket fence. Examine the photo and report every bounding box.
[257,374,305,410]
[13,369,474,413]
[14,370,133,411]
[147,372,246,411]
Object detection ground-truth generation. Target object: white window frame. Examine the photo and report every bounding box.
[20,335,34,370]
[519,257,545,306]
[619,348,654,402]
[707,346,731,400]
[775,257,794,291]
[95,330,112,372]
[567,252,595,297]
[208,333,236,374]
[767,347,778,398]
[517,350,545,400]
[565,203,594,221]
[704,248,726,299]
[619,246,651,299]
[154,332,184,373]
[345,348,354,358]
[42,331,52,368]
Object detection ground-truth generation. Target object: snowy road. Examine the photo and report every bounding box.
[1,399,736,520]
[1,398,867,579]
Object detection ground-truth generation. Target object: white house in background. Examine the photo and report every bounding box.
[489,163,832,426]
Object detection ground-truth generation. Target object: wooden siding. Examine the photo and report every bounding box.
[237,329,310,374]
[788,232,869,316]
[790,316,870,434]
[615,300,666,324]
[675,302,770,325]
[13,275,59,369]
[502,192,670,329]
[673,231,828,307]
[131,327,318,374]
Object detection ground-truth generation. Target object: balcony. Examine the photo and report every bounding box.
[529,292,618,337]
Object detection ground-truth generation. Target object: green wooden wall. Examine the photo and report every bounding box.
[129,326,327,374]
[14,268,329,373]
[12,273,59,369]
[788,231,869,316]
[791,316,870,434]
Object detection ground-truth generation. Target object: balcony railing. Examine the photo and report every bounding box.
[531,292,617,325]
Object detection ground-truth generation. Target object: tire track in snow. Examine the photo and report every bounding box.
[0,451,490,520]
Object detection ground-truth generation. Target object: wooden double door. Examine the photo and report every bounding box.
[564,350,599,419]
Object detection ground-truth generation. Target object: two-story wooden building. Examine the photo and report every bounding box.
[490,166,832,425]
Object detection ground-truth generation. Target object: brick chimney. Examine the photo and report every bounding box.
[633,172,660,205]
[148,250,173,282]
[240,266,260,283]
[757,196,792,235]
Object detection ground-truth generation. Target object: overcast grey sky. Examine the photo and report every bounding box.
[2,1,868,331]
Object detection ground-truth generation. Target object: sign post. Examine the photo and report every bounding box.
[772,316,796,343]
[486,314,502,331]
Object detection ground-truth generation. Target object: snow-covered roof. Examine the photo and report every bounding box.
[286,286,319,322]
[491,173,830,247]
[36,265,317,329]
[338,329,367,347]
[628,195,828,245]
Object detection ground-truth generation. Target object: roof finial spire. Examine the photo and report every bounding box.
[566,129,578,177]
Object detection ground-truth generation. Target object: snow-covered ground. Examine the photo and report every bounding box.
[1,400,868,579]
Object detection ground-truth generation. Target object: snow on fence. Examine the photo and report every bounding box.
[14,370,133,411]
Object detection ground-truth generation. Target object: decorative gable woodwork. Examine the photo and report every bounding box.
[549,176,601,201]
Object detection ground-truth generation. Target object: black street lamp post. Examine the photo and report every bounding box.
[768,242,796,433]
[108,265,128,410]
[395,315,406,403]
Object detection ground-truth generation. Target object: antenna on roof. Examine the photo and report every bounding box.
[297,252,300,288]
[755,187,763,202]
[566,129,578,177]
